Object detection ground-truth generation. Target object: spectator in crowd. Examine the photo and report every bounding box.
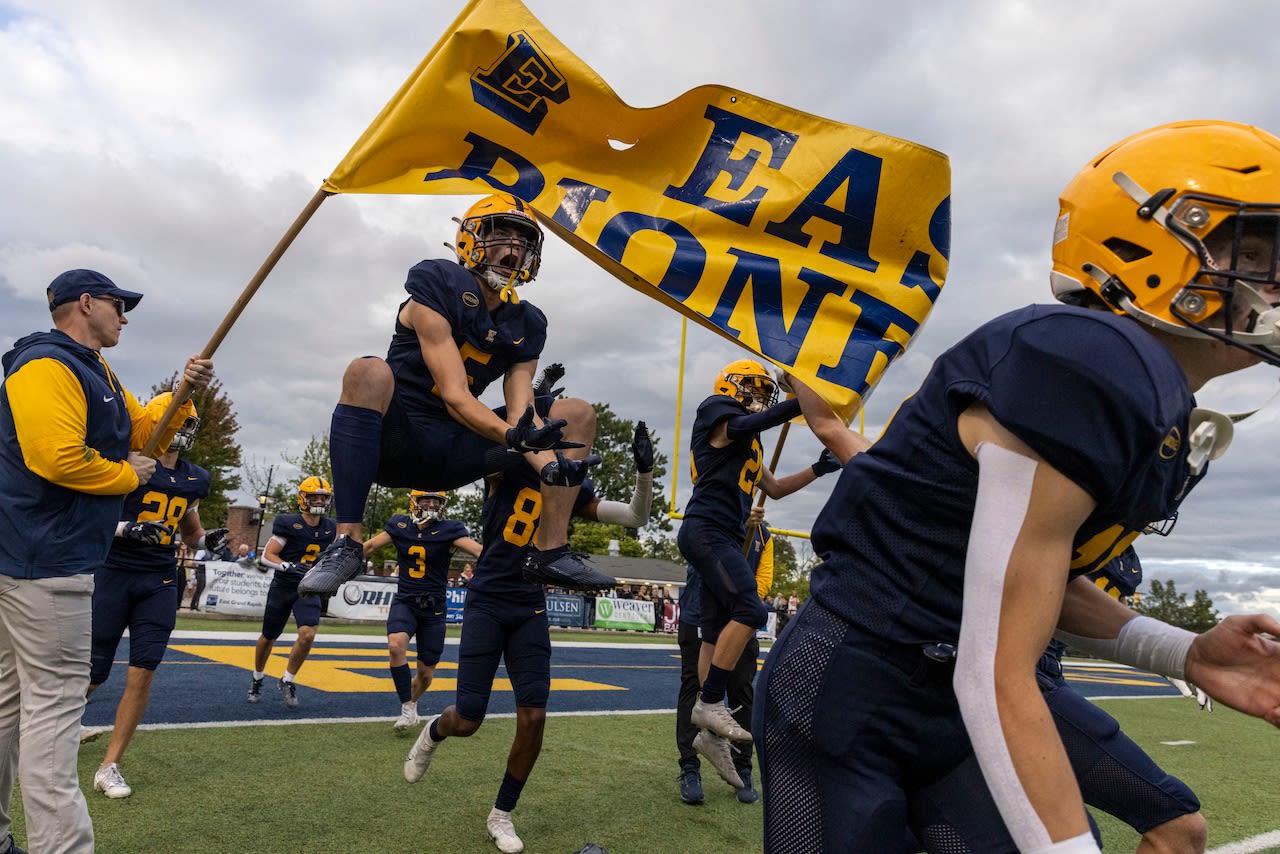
[772,594,790,636]
[0,268,211,854]
[187,547,211,611]
[235,543,256,569]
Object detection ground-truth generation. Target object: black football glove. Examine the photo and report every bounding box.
[631,421,654,474]
[121,521,172,545]
[506,405,583,453]
[811,448,842,477]
[540,452,602,487]
[203,528,230,555]
[533,362,566,399]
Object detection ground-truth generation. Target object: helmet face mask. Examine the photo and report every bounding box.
[168,413,201,452]
[1051,120,1280,367]
[147,391,200,453]
[713,359,778,413]
[451,194,543,296]
[297,476,333,517]
[409,490,447,525]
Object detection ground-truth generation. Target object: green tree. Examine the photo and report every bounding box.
[1134,578,1220,633]
[151,375,242,526]
[570,521,646,556]
[448,486,486,541]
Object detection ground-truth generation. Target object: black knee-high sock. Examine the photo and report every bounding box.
[390,663,412,704]
[495,772,526,813]
[700,664,731,705]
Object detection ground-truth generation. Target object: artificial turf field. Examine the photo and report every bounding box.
[9,619,1280,852]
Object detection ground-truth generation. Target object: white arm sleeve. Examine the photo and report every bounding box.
[593,471,653,528]
[953,442,1060,852]
[1055,615,1195,680]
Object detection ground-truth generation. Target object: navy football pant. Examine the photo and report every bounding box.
[1040,667,1200,832]
[455,591,550,722]
[90,567,179,685]
[386,598,447,666]
[260,580,321,640]
[756,601,1019,853]
[677,520,768,641]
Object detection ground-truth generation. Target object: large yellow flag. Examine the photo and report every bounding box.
[324,0,950,418]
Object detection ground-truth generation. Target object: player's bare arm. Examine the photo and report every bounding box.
[451,537,483,559]
[362,531,392,557]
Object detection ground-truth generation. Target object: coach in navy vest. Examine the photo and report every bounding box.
[0,269,213,854]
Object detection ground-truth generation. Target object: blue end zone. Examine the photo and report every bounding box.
[82,632,1180,727]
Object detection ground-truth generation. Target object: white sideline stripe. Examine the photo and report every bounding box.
[1209,830,1280,853]
[129,707,678,733]
[169,630,678,650]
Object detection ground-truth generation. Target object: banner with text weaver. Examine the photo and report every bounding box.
[323,0,951,417]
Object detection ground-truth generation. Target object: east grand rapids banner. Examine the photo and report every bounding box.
[322,0,951,418]
[593,596,655,632]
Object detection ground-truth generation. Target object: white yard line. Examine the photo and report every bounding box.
[1209,830,1280,854]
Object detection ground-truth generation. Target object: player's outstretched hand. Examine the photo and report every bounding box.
[534,362,566,398]
[204,528,230,554]
[1184,614,1280,725]
[540,452,602,487]
[506,405,584,453]
[632,421,654,473]
[122,521,172,545]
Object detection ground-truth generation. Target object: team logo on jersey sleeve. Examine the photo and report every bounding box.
[1158,426,1181,460]
[462,292,480,307]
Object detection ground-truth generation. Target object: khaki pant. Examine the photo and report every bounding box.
[0,573,95,854]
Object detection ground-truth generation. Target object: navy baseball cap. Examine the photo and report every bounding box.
[46,269,143,313]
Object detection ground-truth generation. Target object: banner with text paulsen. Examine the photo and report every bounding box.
[323,0,951,417]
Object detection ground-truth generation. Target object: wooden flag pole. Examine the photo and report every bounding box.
[141,187,333,457]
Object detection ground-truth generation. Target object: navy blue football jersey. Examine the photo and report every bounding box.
[380,513,470,600]
[683,394,765,543]
[469,467,597,600]
[810,304,1197,643]
[385,259,548,419]
[271,513,338,583]
[104,458,211,573]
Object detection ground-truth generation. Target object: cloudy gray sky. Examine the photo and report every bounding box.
[3,0,1279,615]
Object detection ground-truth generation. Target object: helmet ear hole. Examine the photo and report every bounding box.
[1102,237,1152,262]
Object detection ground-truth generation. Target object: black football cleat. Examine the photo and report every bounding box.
[522,546,616,591]
[297,535,364,596]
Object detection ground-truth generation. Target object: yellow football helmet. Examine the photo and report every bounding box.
[297,476,332,517]
[146,391,200,452]
[450,194,543,301]
[1052,120,1280,365]
[409,490,447,525]
[714,359,778,413]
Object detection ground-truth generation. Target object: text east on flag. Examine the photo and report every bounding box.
[323,0,951,419]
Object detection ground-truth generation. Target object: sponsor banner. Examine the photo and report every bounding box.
[662,599,680,634]
[592,596,655,632]
[326,576,398,621]
[202,560,272,616]
[447,587,467,623]
[545,592,584,628]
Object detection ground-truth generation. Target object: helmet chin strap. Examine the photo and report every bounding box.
[482,269,521,304]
